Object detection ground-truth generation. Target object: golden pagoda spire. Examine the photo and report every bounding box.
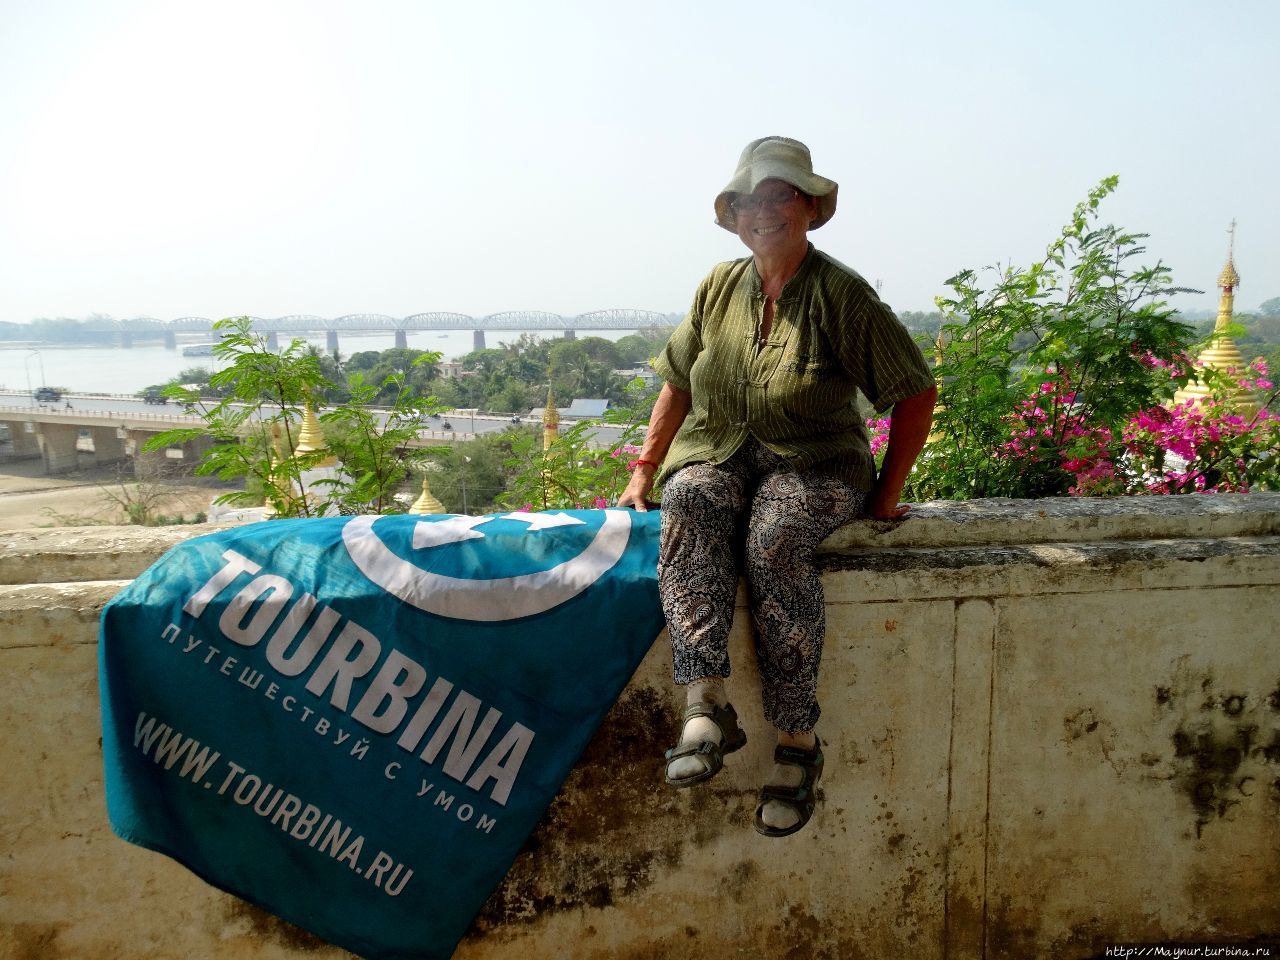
[1217,219,1240,292]
[262,423,285,517]
[271,421,288,461]
[293,404,337,465]
[1171,221,1259,417]
[542,388,560,452]
[408,473,446,515]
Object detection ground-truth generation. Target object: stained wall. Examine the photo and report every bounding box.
[1,495,1277,959]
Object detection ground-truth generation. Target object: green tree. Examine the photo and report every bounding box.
[145,317,444,517]
[420,430,528,514]
[912,177,1200,500]
[143,365,219,397]
[547,339,627,402]
[614,326,675,365]
[460,347,506,377]
[499,378,655,509]
[489,379,535,415]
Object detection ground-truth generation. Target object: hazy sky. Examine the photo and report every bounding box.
[2,0,1277,323]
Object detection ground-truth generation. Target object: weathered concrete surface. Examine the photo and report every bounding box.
[984,588,1280,957]
[0,525,216,586]
[36,421,81,474]
[88,425,129,466]
[1,494,1278,959]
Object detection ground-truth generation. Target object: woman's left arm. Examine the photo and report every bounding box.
[867,384,937,520]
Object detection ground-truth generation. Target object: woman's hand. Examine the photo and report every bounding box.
[615,383,690,512]
[866,483,910,520]
[618,464,659,512]
[868,384,936,521]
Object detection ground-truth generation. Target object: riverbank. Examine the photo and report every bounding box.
[0,459,226,531]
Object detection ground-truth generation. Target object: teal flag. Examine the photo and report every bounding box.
[100,509,663,960]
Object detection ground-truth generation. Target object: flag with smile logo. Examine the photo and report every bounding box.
[100,509,664,960]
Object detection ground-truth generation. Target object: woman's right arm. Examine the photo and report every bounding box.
[616,382,692,511]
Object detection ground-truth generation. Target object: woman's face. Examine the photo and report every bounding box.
[732,178,817,262]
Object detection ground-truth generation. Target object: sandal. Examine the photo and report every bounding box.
[753,737,824,838]
[663,701,748,788]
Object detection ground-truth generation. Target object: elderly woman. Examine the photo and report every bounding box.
[618,137,936,837]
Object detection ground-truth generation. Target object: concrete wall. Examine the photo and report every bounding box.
[1,496,1278,959]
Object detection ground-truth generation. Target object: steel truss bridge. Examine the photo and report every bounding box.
[77,310,677,335]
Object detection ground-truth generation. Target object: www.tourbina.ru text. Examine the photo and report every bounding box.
[132,710,414,897]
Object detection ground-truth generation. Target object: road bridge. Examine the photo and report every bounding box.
[0,403,208,476]
[0,396,633,477]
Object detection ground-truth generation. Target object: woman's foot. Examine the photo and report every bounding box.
[754,732,823,837]
[664,680,747,787]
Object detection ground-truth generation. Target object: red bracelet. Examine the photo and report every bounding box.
[629,458,660,472]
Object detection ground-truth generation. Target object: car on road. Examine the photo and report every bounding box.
[142,390,169,405]
[34,387,62,402]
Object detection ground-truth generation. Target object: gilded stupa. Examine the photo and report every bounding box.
[542,388,560,452]
[261,423,287,517]
[293,403,338,466]
[407,473,446,515]
[1172,222,1261,418]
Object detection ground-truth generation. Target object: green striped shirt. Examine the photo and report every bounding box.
[653,244,934,492]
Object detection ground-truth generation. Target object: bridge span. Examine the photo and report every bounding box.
[70,309,679,353]
[0,396,630,477]
[0,402,482,477]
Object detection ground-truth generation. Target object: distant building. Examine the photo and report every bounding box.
[613,365,660,388]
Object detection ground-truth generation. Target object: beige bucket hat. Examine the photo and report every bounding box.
[714,136,838,232]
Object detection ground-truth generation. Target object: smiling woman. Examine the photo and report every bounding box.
[618,136,938,840]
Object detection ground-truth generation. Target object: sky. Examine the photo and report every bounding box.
[1,0,1277,323]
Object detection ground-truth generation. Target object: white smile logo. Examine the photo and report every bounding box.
[341,510,632,621]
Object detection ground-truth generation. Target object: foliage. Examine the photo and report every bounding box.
[910,177,1205,500]
[870,346,1279,499]
[40,465,210,527]
[613,325,676,365]
[498,379,654,510]
[1106,359,1278,494]
[143,317,444,517]
[343,347,439,405]
[431,332,657,412]
[419,431,528,515]
[315,368,444,514]
[143,365,218,398]
[896,311,944,338]
[97,470,210,526]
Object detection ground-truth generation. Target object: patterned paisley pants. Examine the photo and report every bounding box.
[658,437,867,733]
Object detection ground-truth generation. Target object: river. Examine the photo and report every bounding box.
[0,329,638,397]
